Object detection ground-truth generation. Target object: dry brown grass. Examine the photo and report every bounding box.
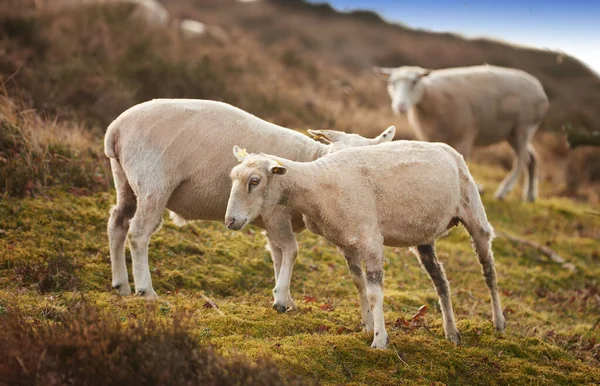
[0,0,598,200]
[0,301,310,386]
[0,93,109,197]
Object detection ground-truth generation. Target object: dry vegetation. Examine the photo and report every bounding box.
[2,0,599,201]
[0,1,599,385]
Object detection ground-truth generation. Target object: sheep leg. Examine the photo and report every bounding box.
[461,216,506,331]
[339,248,374,331]
[107,158,136,296]
[362,244,388,349]
[522,144,538,202]
[494,126,532,200]
[263,214,298,313]
[266,235,296,310]
[412,243,460,344]
[128,194,167,300]
[266,236,283,281]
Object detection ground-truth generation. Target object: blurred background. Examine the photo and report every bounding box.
[1,0,599,202]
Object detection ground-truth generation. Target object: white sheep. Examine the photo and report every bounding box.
[179,19,207,38]
[225,140,505,349]
[104,98,395,306]
[374,64,549,202]
[35,0,169,27]
[177,19,229,43]
[128,0,169,27]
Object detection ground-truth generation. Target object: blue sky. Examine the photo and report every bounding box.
[310,0,600,72]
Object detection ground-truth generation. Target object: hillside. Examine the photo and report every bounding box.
[0,2,599,384]
[167,0,600,134]
[1,0,599,200]
[0,97,599,383]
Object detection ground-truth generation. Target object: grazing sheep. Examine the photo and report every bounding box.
[104,99,395,306]
[177,19,229,43]
[225,141,505,349]
[374,64,549,202]
[179,19,207,38]
[128,0,169,26]
[35,0,169,26]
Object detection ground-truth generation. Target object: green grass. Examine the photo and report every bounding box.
[0,164,598,385]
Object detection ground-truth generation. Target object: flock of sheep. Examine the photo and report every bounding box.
[99,2,550,350]
[34,0,227,41]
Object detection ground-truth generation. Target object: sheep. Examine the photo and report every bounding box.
[35,0,169,27]
[177,19,229,43]
[179,19,207,38]
[104,98,395,307]
[374,64,549,202]
[225,139,505,349]
[128,0,169,27]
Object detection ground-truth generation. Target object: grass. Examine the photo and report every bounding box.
[0,94,109,197]
[0,164,598,384]
[0,2,599,384]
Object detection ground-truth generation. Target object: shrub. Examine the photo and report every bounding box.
[0,95,108,197]
[0,303,310,386]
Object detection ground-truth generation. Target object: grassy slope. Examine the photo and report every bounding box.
[1,166,598,385]
[0,2,599,384]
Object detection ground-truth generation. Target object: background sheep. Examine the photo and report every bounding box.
[225,140,505,349]
[374,64,549,202]
[34,0,169,26]
[34,0,229,41]
[104,98,394,306]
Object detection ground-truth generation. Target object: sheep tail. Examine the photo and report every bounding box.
[104,124,120,159]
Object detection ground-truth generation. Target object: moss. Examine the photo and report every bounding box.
[0,163,599,384]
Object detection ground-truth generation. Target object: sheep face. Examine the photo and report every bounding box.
[384,67,431,115]
[307,126,396,152]
[225,147,287,231]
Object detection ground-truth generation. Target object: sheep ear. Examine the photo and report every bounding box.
[308,129,332,143]
[269,160,287,175]
[373,66,395,78]
[419,69,432,78]
[374,125,396,143]
[233,145,248,162]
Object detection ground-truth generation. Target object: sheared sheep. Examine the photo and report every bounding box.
[374,64,549,202]
[225,140,505,349]
[104,99,395,307]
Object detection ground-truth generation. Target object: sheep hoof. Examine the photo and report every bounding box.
[286,297,297,311]
[136,289,159,300]
[112,283,132,296]
[446,332,461,345]
[493,189,507,200]
[370,333,389,349]
[272,303,288,314]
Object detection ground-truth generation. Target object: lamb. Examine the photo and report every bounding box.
[104,98,395,308]
[225,140,505,349]
[374,64,549,202]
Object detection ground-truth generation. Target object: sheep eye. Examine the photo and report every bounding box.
[249,177,260,187]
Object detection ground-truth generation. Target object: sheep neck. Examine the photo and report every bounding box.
[277,161,329,221]
[309,141,332,160]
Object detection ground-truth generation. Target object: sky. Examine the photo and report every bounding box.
[310,0,600,73]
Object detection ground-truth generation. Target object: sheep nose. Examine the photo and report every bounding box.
[225,217,236,229]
